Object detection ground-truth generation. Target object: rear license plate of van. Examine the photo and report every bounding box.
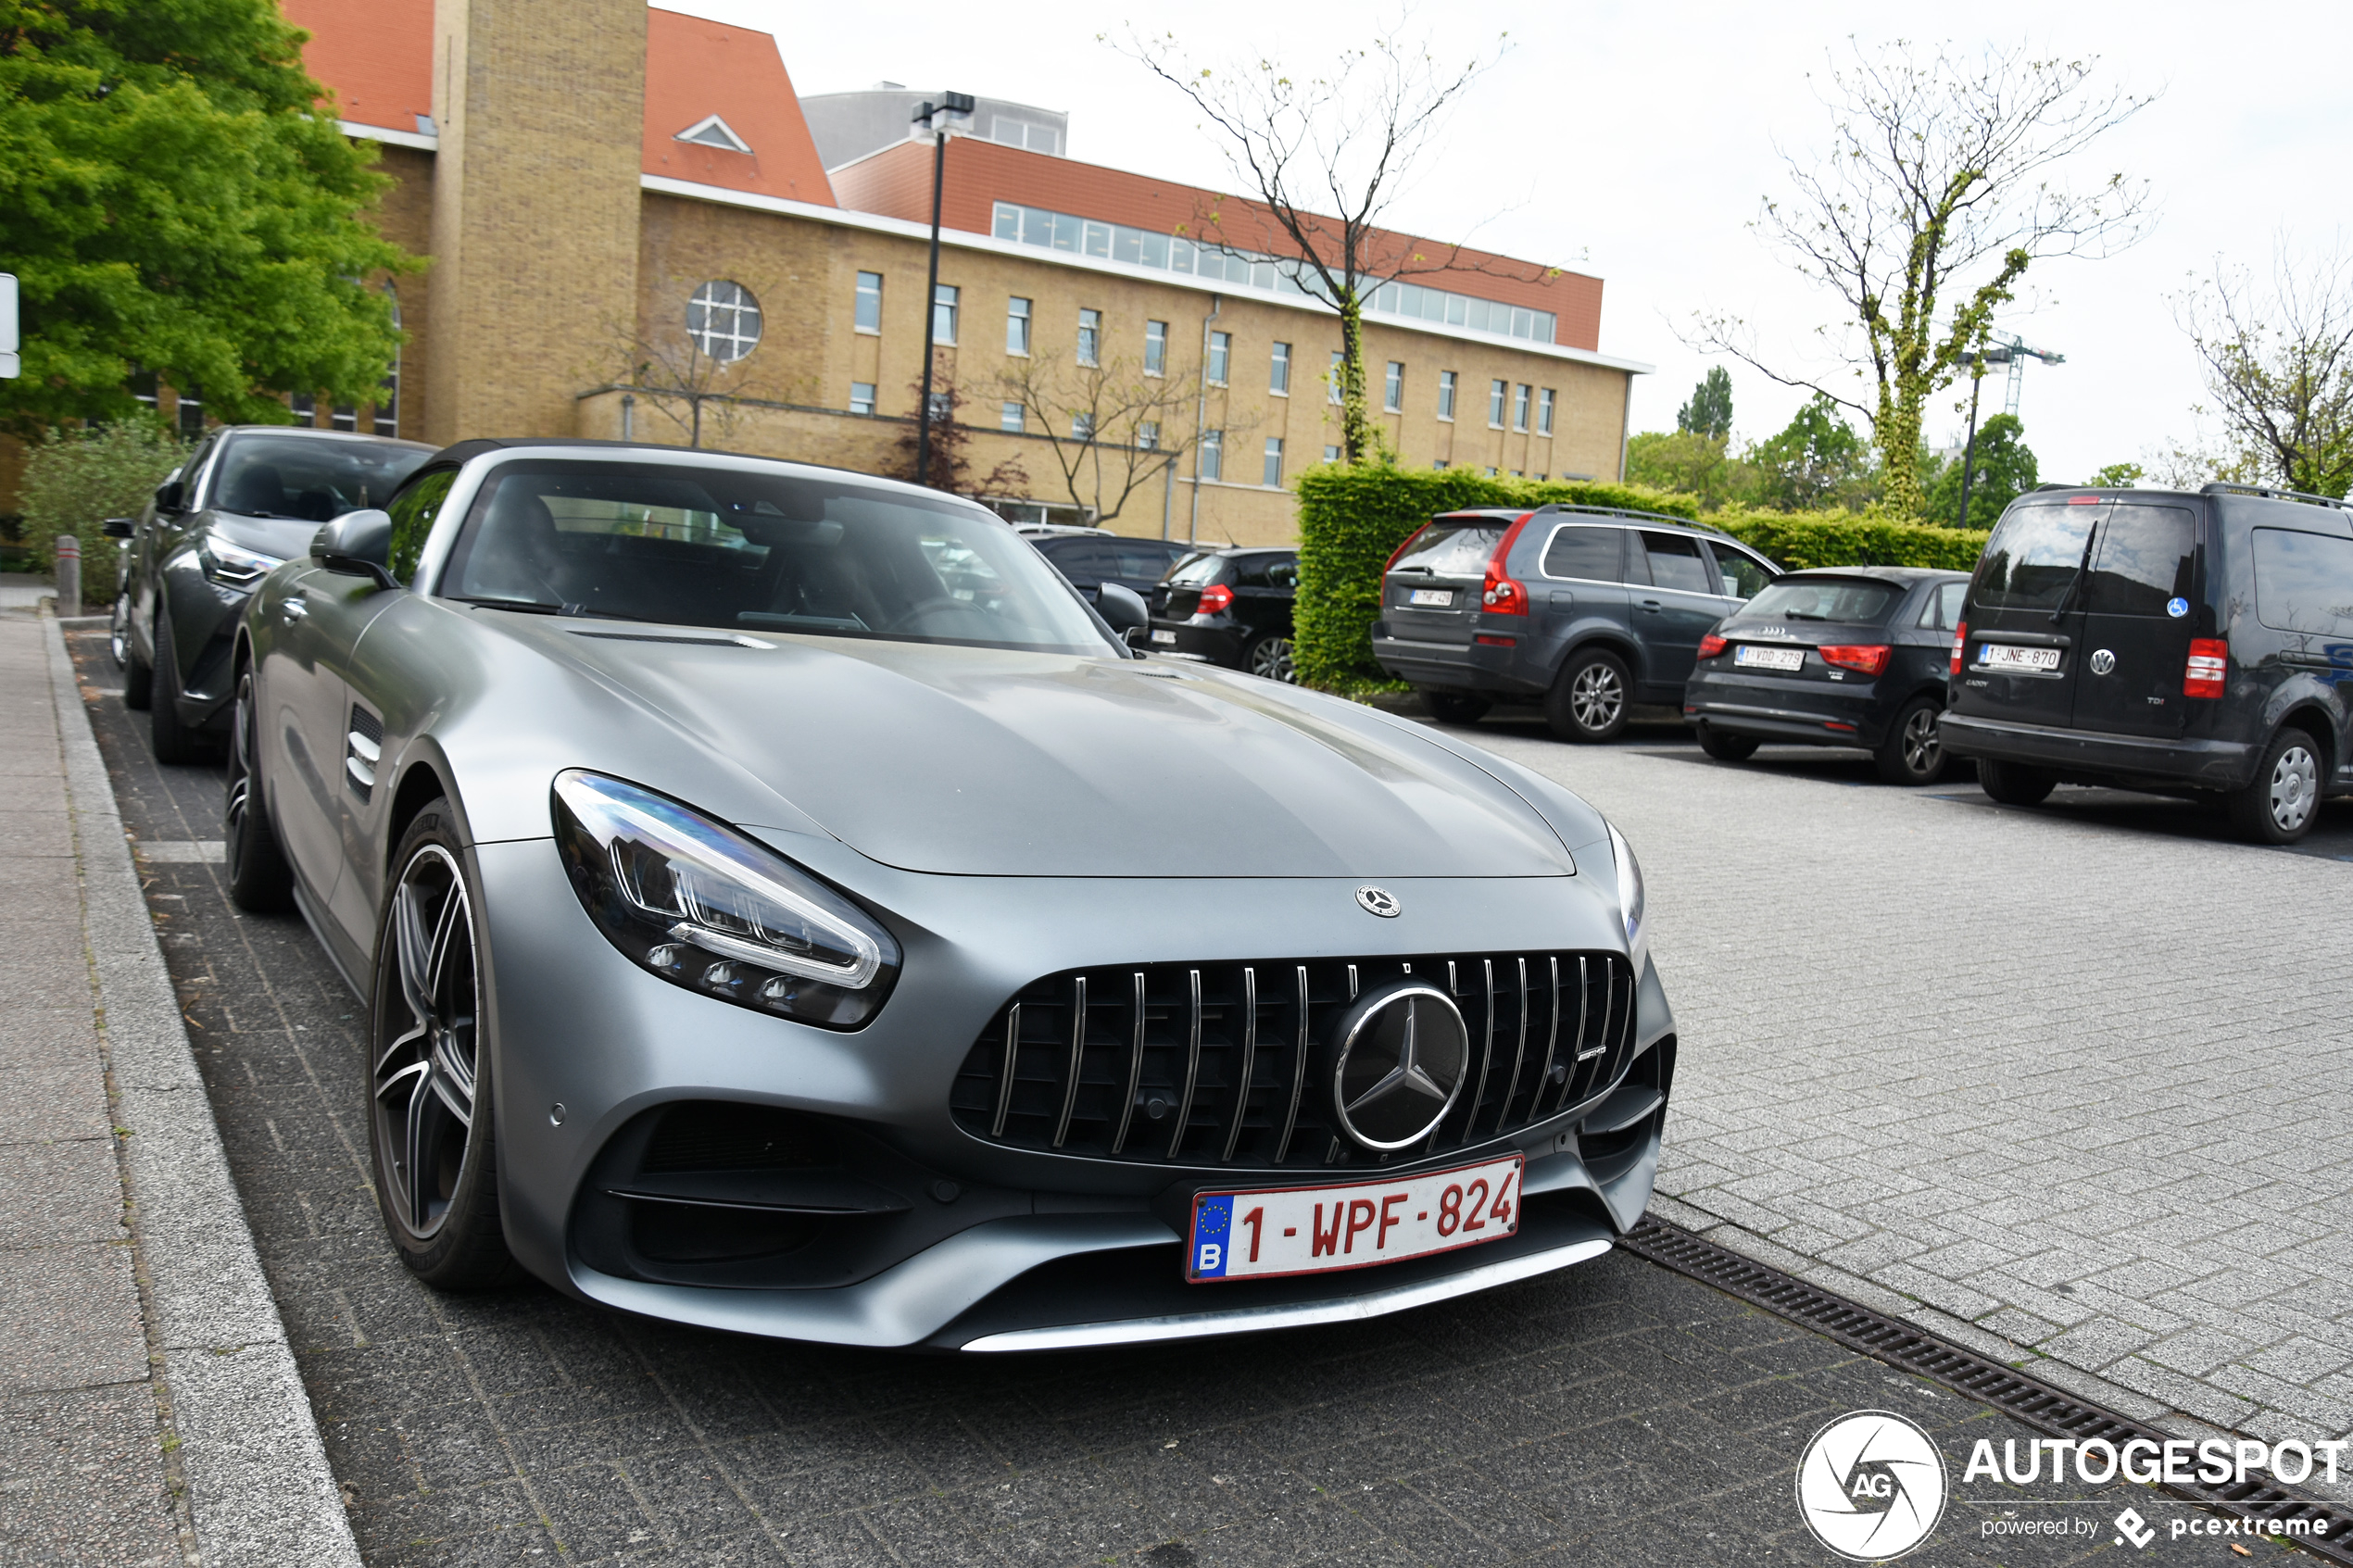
[1734,645,1805,671]
[1979,644,2060,671]
[1408,588,1454,608]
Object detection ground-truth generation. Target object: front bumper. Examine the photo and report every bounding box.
[1938,712,2257,789]
[472,836,1671,1348]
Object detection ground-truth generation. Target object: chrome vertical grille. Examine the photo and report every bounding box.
[948,950,1640,1171]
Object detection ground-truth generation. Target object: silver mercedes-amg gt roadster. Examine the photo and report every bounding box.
[229,439,1674,1350]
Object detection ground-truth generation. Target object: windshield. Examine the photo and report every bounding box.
[1973,504,2097,612]
[1743,577,1903,623]
[206,434,431,521]
[439,459,1114,655]
[1391,519,1504,577]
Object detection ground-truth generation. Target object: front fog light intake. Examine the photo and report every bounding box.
[552,771,900,1029]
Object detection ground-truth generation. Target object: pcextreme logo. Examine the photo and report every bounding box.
[1795,1411,1950,1561]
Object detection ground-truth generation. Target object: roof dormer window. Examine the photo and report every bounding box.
[674,114,751,154]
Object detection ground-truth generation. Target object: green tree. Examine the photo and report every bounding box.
[1,0,414,431]
[17,417,188,602]
[2174,243,2353,498]
[1694,42,2151,519]
[2086,461,2143,487]
[1925,412,2038,526]
[1677,367,1732,440]
[1747,394,1874,511]
[1625,428,1755,511]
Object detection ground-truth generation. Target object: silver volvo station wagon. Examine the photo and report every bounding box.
[228,439,1676,1350]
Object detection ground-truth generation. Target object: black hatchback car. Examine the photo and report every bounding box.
[1941,483,2353,843]
[1028,532,1192,601]
[114,425,434,760]
[1682,567,1971,784]
[1369,505,1781,739]
[1145,546,1300,682]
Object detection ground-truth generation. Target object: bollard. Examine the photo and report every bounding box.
[54,533,81,616]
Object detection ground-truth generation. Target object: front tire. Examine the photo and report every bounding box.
[1245,633,1298,684]
[2227,727,2323,845]
[1695,721,1759,761]
[368,802,517,1289]
[223,670,296,912]
[1873,696,1950,785]
[148,611,204,763]
[1977,758,2056,806]
[1422,690,1491,725]
[1545,648,1630,743]
[120,599,153,710]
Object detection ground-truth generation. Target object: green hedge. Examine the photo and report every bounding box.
[1292,466,1988,690]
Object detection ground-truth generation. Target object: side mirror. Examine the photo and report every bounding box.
[101,517,135,539]
[312,508,400,591]
[1097,582,1150,640]
[153,480,184,514]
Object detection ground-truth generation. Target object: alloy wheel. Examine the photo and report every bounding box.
[1570,662,1624,733]
[1248,636,1297,684]
[225,675,260,864]
[1901,706,1943,774]
[108,595,131,670]
[372,844,481,1240]
[2268,743,2319,834]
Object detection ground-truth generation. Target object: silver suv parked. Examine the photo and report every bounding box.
[1370,505,1781,739]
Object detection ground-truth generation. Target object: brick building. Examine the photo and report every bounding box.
[278,0,1650,546]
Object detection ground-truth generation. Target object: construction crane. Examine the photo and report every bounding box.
[1951,331,2064,526]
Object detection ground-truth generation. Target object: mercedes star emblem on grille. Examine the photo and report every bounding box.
[1327,980,1468,1150]
[1355,884,1402,918]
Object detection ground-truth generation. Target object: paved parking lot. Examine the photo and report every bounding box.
[65,629,2344,1564]
[1460,709,2353,1481]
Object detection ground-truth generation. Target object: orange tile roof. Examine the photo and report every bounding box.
[279,0,434,132]
[830,137,1603,351]
[642,9,832,207]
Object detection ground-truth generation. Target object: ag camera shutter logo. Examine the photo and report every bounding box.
[1796,1411,1949,1561]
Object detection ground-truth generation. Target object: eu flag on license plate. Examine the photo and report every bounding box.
[1190,1195,1234,1278]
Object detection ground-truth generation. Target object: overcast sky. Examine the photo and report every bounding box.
[668,0,2350,484]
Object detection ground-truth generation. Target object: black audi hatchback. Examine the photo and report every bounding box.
[1682,567,1971,784]
[1941,483,2353,843]
[1145,546,1300,682]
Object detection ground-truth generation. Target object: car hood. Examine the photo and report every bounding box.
[527,623,1575,878]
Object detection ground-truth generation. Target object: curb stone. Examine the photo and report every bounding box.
[42,614,364,1568]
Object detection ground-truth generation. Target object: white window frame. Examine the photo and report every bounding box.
[931,283,959,346]
[687,280,762,363]
[1270,341,1291,395]
[1207,331,1230,386]
[1512,383,1530,433]
[1006,296,1031,357]
[1000,400,1024,433]
[1262,436,1284,488]
[1538,387,1555,436]
[1144,320,1167,377]
[1438,370,1456,421]
[1383,360,1403,413]
[853,271,883,335]
[1489,379,1507,429]
[849,382,877,416]
[1076,307,1101,367]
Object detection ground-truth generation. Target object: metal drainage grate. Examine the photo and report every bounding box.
[1621,1217,2353,1564]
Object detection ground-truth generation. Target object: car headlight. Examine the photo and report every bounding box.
[1607,822,1646,960]
[551,771,901,1029]
[200,529,283,587]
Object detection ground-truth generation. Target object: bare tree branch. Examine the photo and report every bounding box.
[2172,236,2353,497]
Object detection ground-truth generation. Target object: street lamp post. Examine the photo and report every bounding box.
[912,93,974,489]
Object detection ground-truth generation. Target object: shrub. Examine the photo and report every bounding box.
[16,420,190,607]
[1292,465,1989,690]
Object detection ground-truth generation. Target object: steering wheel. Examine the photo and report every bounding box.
[879,594,978,633]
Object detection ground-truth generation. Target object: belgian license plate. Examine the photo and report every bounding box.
[1408,587,1454,608]
[1151,629,1177,645]
[1980,643,2060,671]
[1185,1154,1522,1283]
[1734,644,1805,671]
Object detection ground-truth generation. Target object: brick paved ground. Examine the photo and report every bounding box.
[62,628,2339,1564]
[1458,710,2353,1483]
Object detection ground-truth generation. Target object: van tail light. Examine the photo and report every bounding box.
[2184,637,2227,697]
[1950,621,1967,677]
[1382,525,1429,576]
[1195,583,1234,615]
[1819,644,1893,677]
[1481,512,1535,616]
[1698,632,1728,659]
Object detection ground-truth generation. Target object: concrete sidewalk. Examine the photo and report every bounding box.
[0,599,359,1567]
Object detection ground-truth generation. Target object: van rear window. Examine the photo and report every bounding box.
[1972,504,2096,611]
[2251,528,2353,635]
[2082,505,2195,616]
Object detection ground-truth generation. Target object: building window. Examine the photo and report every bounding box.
[1263,437,1284,487]
[854,271,883,334]
[1072,412,1095,441]
[1438,370,1457,421]
[931,284,959,345]
[849,383,876,415]
[1006,297,1031,356]
[1384,361,1403,412]
[1512,384,1530,432]
[1270,342,1291,395]
[130,368,158,411]
[1145,320,1167,376]
[1200,430,1222,482]
[1489,379,1507,428]
[1000,400,1024,433]
[1207,331,1230,385]
[1139,420,1160,450]
[371,285,398,435]
[289,392,316,424]
[1484,466,1499,477]
[331,404,357,432]
[177,385,206,439]
[687,280,762,361]
[1432,458,1449,470]
[1324,444,1340,463]
[926,390,952,421]
[1538,388,1556,436]
[1328,350,1343,405]
[1076,308,1101,367]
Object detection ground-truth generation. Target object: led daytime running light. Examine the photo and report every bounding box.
[203,529,283,586]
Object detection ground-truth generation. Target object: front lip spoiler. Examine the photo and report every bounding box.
[959,1236,1612,1351]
